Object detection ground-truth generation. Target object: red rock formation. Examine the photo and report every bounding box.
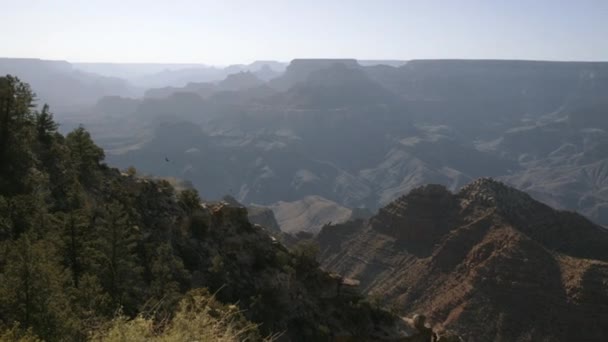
[318,178,608,341]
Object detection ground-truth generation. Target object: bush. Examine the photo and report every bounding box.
[178,189,201,214]
[291,240,319,269]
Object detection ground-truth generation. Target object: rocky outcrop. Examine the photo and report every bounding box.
[317,178,608,341]
[247,204,281,232]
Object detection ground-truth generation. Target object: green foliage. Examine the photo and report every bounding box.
[0,233,76,341]
[178,188,208,239]
[0,195,40,239]
[188,212,209,239]
[177,189,201,214]
[66,126,105,184]
[91,202,143,312]
[0,196,11,239]
[291,239,320,269]
[54,209,92,287]
[34,104,58,145]
[66,273,112,335]
[273,250,291,268]
[145,242,191,313]
[0,76,37,195]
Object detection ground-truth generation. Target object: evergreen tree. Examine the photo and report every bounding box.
[91,202,143,313]
[0,232,74,341]
[34,104,58,145]
[178,189,201,214]
[65,126,105,185]
[55,209,91,287]
[0,76,37,195]
[145,242,190,313]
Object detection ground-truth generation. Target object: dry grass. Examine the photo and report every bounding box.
[91,290,273,342]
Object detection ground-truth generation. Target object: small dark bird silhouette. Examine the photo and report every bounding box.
[165,157,170,162]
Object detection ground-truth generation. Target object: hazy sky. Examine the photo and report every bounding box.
[1,0,607,64]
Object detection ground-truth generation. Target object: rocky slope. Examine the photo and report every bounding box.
[269,195,353,234]
[317,178,608,341]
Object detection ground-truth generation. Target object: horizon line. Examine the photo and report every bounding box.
[2,56,608,66]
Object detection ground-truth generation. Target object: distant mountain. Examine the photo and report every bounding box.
[133,66,228,88]
[0,58,135,111]
[275,62,398,109]
[246,60,288,72]
[269,58,361,90]
[217,71,264,91]
[317,179,608,341]
[357,59,407,67]
[219,60,286,73]
[370,59,608,136]
[75,60,287,88]
[94,96,141,117]
[144,82,217,99]
[143,71,271,104]
[72,62,213,80]
[252,64,282,81]
[78,58,608,227]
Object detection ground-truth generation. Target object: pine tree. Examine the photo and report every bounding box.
[0,232,74,341]
[0,75,37,195]
[65,126,105,185]
[91,202,143,313]
[55,209,91,287]
[178,189,201,214]
[0,76,35,159]
[145,242,190,313]
[34,104,58,145]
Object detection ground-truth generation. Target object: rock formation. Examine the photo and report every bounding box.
[317,178,608,341]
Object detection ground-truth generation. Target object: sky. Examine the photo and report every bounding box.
[1,0,607,65]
